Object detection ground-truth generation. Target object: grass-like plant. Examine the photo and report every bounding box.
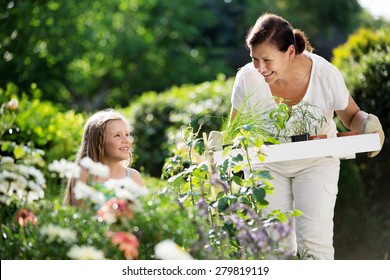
[286,100,327,137]
[268,98,328,141]
[221,95,278,145]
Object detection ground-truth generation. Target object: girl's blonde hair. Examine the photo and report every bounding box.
[64,109,132,205]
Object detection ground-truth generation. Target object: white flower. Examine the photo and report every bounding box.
[104,177,148,208]
[73,181,105,206]
[40,224,77,244]
[24,181,44,203]
[80,157,110,178]
[0,170,33,204]
[48,159,81,179]
[79,157,94,169]
[1,156,14,164]
[0,170,18,186]
[89,162,110,178]
[154,239,193,260]
[16,164,46,187]
[105,177,149,197]
[67,245,105,260]
[2,165,46,203]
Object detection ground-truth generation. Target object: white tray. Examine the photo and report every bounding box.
[213,133,381,164]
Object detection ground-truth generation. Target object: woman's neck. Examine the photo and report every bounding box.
[270,54,312,106]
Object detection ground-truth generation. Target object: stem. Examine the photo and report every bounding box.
[203,132,218,227]
[243,142,258,213]
[188,145,195,206]
[203,133,216,200]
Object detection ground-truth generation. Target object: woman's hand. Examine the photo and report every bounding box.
[362,114,385,157]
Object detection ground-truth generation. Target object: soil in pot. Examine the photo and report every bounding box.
[309,134,327,140]
[291,133,310,142]
[336,131,359,137]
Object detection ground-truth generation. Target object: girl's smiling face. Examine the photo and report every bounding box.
[103,119,132,162]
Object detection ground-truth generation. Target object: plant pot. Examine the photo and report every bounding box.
[291,133,310,142]
[336,131,359,137]
[309,134,327,140]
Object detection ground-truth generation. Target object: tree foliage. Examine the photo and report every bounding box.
[0,0,234,110]
[1,0,366,111]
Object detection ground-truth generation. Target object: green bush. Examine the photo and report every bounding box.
[1,83,85,197]
[332,28,390,186]
[332,28,390,67]
[123,74,233,177]
[332,27,390,259]
[1,97,295,260]
[1,84,85,162]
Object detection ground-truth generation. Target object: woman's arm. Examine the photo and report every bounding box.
[336,95,384,157]
[335,96,367,132]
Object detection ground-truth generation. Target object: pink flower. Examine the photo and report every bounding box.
[6,99,19,111]
[106,231,139,260]
[16,209,38,227]
[97,198,134,224]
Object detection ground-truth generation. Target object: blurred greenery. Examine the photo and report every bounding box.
[332,27,390,259]
[1,0,375,112]
[123,74,233,176]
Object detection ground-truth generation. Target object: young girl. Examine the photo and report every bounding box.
[64,109,143,205]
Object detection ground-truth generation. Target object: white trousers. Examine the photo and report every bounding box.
[255,157,340,260]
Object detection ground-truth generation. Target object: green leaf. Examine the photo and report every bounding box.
[194,139,205,155]
[231,175,242,186]
[222,145,232,157]
[217,197,228,212]
[276,212,288,223]
[252,187,266,202]
[13,146,25,159]
[231,153,243,162]
[288,209,304,217]
[233,165,242,173]
[239,196,251,206]
[253,170,273,180]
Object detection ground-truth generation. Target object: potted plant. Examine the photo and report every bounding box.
[221,97,278,146]
[269,99,327,142]
[286,101,327,142]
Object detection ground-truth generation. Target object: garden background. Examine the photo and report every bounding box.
[1,0,389,260]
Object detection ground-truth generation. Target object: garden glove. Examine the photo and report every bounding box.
[362,114,385,157]
[207,130,223,151]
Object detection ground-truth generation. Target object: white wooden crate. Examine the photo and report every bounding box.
[213,133,381,164]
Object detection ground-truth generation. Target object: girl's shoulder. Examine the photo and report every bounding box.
[126,167,143,186]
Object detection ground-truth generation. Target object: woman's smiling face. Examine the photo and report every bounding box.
[250,42,294,84]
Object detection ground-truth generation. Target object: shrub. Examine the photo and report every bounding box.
[332,27,390,259]
[1,83,85,197]
[123,74,233,177]
[1,102,297,260]
[332,28,390,188]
